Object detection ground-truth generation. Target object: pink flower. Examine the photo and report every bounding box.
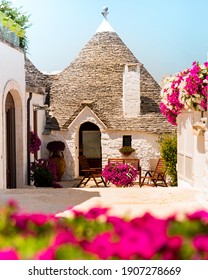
[84,207,109,219]
[35,247,55,260]
[30,131,41,154]
[160,61,208,125]
[7,199,19,211]
[102,163,138,187]
[12,212,55,229]
[162,236,183,260]
[0,249,19,260]
[53,230,77,246]
[83,232,116,259]
[187,210,208,222]
[193,235,208,252]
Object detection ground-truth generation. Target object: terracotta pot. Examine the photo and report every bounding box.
[49,152,66,181]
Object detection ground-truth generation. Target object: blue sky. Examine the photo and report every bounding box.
[9,0,208,82]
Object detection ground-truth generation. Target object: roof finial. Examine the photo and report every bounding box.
[102,6,109,19]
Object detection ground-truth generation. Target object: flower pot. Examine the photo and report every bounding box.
[121,152,132,157]
[49,152,66,181]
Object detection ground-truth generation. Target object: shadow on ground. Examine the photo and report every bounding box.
[0,188,101,214]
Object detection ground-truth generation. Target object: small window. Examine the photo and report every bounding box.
[123,135,132,147]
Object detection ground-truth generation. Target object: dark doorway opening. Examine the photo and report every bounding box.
[5,92,16,189]
[79,122,102,175]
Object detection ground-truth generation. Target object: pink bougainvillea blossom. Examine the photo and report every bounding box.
[193,235,208,253]
[30,131,41,154]
[160,61,208,125]
[0,249,19,260]
[102,162,138,187]
[1,201,208,260]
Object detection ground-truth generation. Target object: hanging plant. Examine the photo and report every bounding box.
[119,146,135,156]
[30,132,41,154]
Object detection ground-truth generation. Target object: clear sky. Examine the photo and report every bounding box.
[8,0,208,82]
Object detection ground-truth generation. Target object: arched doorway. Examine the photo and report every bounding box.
[5,92,16,188]
[79,122,102,174]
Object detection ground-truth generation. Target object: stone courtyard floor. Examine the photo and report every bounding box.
[0,180,207,219]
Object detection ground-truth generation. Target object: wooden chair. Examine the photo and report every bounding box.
[140,158,168,187]
[77,156,107,188]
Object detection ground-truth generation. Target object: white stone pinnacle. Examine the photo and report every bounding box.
[96,18,115,33]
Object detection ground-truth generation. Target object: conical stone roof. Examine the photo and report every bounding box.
[25,57,49,94]
[48,18,173,133]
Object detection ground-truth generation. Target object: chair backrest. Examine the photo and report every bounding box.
[108,158,140,168]
[124,158,140,170]
[153,158,165,175]
[149,158,158,171]
[79,156,90,170]
[108,158,124,165]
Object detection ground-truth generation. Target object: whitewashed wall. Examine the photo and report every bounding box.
[123,64,140,117]
[0,41,25,189]
[42,106,160,180]
[177,111,208,193]
[101,131,160,169]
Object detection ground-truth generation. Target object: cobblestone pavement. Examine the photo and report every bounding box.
[0,180,207,219]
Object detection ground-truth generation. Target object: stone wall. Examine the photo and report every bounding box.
[101,131,160,170]
[42,108,160,180]
[48,31,173,134]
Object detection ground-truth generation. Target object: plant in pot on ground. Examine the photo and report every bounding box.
[30,159,62,188]
[46,141,66,181]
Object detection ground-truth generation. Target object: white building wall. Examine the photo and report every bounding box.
[42,106,160,180]
[123,64,140,117]
[203,130,208,201]
[177,111,208,193]
[29,92,47,161]
[0,41,26,189]
[101,131,160,169]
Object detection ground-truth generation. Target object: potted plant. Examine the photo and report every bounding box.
[46,141,66,181]
[102,162,138,187]
[119,146,135,156]
[31,159,56,187]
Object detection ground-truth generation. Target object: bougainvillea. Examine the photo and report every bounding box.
[160,61,208,125]
[102,162,138,187]
[30,131,41,154]
[1,202,208,260]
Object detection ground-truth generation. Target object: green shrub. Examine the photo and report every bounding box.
[158,133,177,186]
